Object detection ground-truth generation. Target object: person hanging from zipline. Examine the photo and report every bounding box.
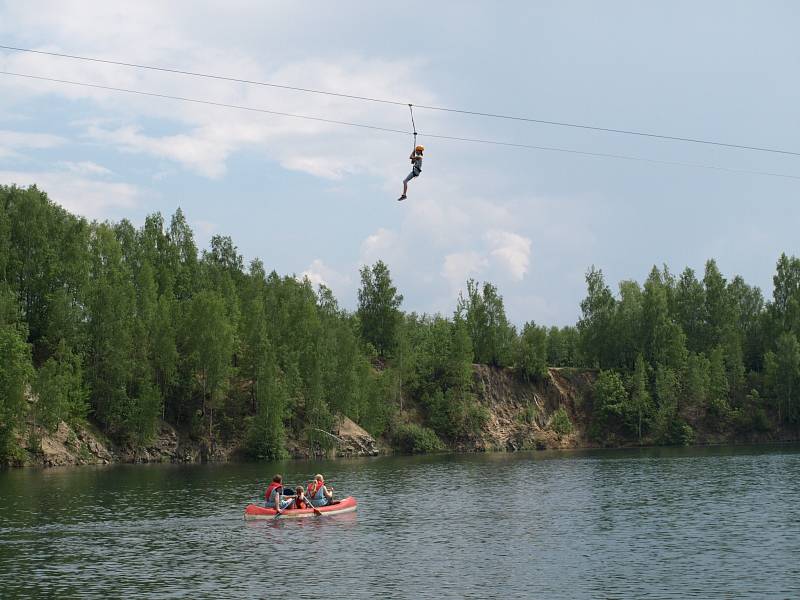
[398,144,424,201]
[398,103,423,202]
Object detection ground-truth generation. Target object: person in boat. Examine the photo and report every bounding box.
[264,474,292,511]
[293,486,309,510]
[398,145,424,201]
[307,474,334,507]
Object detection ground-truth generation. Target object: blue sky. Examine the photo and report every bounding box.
[1,1,799,326]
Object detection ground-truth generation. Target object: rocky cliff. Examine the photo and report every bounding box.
[10,367,591,469]
[12,414,381,468]
[468,365,597,451]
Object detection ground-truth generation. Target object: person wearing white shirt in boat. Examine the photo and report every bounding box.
[307,474,334,507]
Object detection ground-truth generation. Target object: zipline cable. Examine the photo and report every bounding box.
[420,132,800,180]
[1,43,798,158]
[0,71,408,135]
[0,44,406,106]
[1,70,798,181]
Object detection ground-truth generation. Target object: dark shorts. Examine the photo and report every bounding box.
[404,168,421,183]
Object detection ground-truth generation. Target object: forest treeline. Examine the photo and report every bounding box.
[1,185,798,462]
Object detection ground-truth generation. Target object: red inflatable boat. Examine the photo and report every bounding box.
[244,496,358,520]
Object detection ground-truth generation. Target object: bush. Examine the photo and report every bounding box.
[592,370,630,439]
[517,403,538,425]
[731,389,771,434]
[391,423,443,454]
[423,389,488,440]
[550,407,573,436]
[657,416,695,446]
[706,396,731,431]
[462,400,490,437]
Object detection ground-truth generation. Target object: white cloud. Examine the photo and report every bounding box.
[360,228,401,266]
[0,169,140,219]
[0,129,65,149]
[442,251,488,290]
[300,259,350,291]
[280,156,352,180]
[192,219,217,237]
[486,230,532,281]
[504,293,561,328]
[58,160,112,176]
[86,125,232,179]
[0,129,66,160]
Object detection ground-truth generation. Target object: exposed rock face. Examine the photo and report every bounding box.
[118,422,182,464]
[18,420,229,468]
[117,422,240,464]
[35,422,114,467]
[470,365,597,451]
[332,417,380,457]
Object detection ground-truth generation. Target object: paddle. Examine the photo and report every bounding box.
[307,500,323,516]
[272,499,290,520]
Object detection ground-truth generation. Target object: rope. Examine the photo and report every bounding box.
[409,104,417,150]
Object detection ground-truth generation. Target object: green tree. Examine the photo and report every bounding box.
[357,260,403,358]
[2,185,89,362]
[33,341,88,431]
[514,321,548,381]
[184,291,234,439]
[628,354,652,441]
[246,342,287,460]
[653,364,689,444]
[140,212,176,296]
[240,260,270,410]
[85,223,136,438]
[614,280,644,370]
[591,369,630,439]
[0,324,33,459]
[457,280,514,367]
[151,294,178,407]
[770,253,800,334]
[707,346,731,427]
[642,266,687,371]
[684,352,711,410]
[703,259,733,351]
[546,326,581,367]
[675,267,706,353]
[168,207,199,300]
[764,332,800,424]
[578,267,616,368]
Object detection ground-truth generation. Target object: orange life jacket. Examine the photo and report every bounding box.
[265,482,282,502]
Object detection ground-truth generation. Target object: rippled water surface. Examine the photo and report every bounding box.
[2,445,800,598]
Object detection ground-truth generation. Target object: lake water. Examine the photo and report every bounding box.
[1,446,799,599]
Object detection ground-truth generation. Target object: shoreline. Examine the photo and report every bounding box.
[6,429,798,471]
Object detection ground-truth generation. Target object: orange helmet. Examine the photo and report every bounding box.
[415,145,425,152]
